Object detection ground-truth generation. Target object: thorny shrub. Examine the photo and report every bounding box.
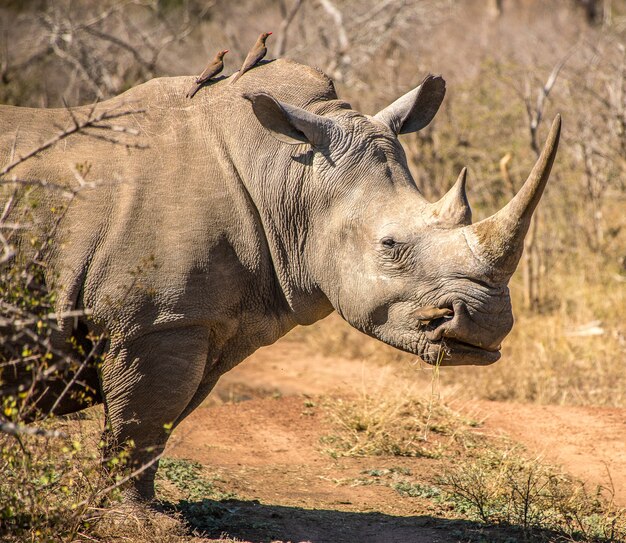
[0,191,128,541]
[0,425,132,542]
[438,446,626,542]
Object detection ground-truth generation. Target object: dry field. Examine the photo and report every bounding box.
[4,334,625,542]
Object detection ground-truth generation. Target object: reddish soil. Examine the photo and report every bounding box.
[163,337,626,543]
[477,401,626,504]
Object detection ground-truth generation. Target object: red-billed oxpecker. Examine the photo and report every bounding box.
[229,32,272,85]
[186,49,229,99]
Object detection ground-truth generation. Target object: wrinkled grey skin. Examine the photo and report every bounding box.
[0,59,560,500]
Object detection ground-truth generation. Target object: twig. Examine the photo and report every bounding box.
[0,190,16,224]
[276,0,303,56]
[0,231,15,265]
[0,308,93,329]
[0,177,75,198]
[49,40,105,99]
[0,421,68,439]
[526,48,575,157]
[0,186,17,263]
[72,449,165,510]
[48,334,105,417]
[9,127,18,164]
[81,131,149,150]
[0,105,145,176]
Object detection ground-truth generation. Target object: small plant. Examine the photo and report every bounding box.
[154,456,239,536]
[438,445,626,542]
[156,456,234,502]
[394,481,443,500]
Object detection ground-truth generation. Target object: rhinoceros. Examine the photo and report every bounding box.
[0,59,560,500]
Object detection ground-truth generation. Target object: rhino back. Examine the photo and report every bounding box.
[1,59,338,348]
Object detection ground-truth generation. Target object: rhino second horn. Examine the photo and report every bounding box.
[467,114,561,276]
[430,167,472,227]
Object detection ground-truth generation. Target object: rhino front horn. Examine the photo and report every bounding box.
[467,114,561,277]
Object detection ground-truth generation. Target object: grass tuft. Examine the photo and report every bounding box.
[320,375,476,458]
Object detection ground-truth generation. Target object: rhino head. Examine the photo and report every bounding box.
[245,75,560,366]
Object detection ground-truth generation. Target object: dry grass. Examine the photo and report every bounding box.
[0,423,220,542]
[89,506,190,543]
[321,381,626,542]
[319,369,479,458]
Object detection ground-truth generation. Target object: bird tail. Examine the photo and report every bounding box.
[186,83,200,99]
[228,71,242,86]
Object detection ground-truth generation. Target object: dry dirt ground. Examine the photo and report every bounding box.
[160,332,626,543]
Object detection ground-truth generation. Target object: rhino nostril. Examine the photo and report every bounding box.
[420,312,455,342]
[413,306,454,325]
[421,299,506,353]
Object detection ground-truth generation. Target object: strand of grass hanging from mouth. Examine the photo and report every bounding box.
[422,343,446,441]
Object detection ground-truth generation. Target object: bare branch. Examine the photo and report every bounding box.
[70,164,95,190]
[0,230,15,265]
[49,40,106,99]
[318,0,349,52]
[527,48,575,157]
[0,105,145,177]
[0,421,68,439]
[0,190,16,223]
[0,177,76,199]
[276,0,304,56]
[82,25,154,74]
[9,128,19,164]
[0,308,93,329]
[73,448,165,511]
[317,0,351,78]
[80,130,149,150]
[62,96,81,130]
[48,334,105,417]
[0,189,17,264]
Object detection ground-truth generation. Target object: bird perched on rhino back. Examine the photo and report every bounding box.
[186,49,229,99]
[229,32,272,85]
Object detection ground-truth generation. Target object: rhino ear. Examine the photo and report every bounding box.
[374,75,446,135]
[244,92,337,147]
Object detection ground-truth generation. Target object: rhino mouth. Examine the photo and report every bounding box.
[417,309,501,365]
[430,337,501,365]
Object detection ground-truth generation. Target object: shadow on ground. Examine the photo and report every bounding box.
[165,498,559,543]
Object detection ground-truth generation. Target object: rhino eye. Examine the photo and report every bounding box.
[381,237,396,249]
[374,148,388,163]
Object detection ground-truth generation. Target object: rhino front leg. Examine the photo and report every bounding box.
[100,326,210,501]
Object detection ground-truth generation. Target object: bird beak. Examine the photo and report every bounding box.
[267,32,273,35]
